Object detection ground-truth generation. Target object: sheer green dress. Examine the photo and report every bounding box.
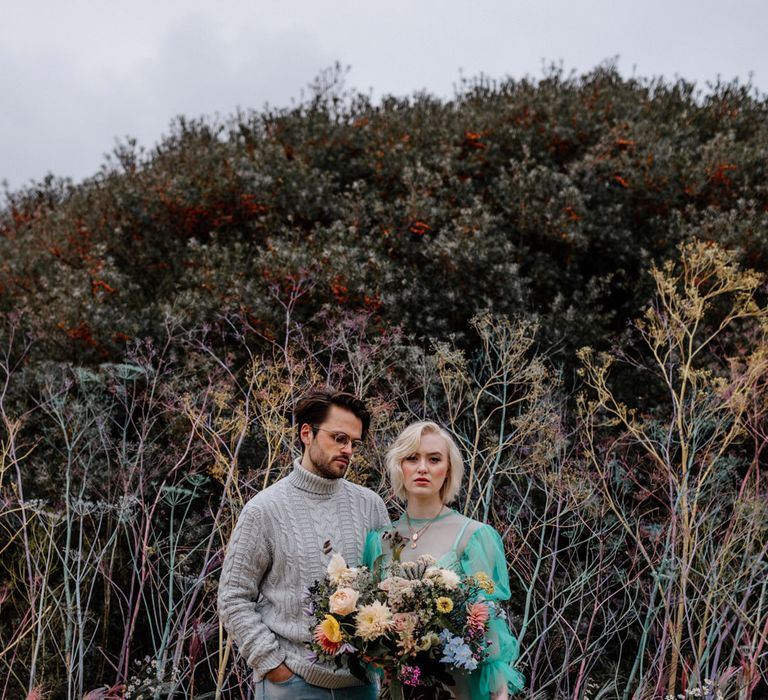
[363,509,525,699]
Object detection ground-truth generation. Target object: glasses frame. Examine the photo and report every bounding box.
[311,426,364,451]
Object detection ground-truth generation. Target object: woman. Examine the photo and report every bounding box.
[363,421,524,699]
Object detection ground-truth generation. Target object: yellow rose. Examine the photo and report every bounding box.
[329,587,360,616]
[436,596,454,613]
[318,614,342,643]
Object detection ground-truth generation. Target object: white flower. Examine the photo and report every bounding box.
[416,631,441,651]
[327,552,349,584]
[416,554,436,567]
[425,566,460,589]
[338,567,362,587]
[355,601,393,640]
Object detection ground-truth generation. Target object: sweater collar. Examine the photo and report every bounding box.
[288,458,342,495]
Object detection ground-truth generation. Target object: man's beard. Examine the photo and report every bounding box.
[308,442,347,479]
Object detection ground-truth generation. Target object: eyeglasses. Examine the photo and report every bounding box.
[312,426,364,451]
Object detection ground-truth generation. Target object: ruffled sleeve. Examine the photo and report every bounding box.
[362,528,384,570]
[360,529,388,684]
[460,525,525,697]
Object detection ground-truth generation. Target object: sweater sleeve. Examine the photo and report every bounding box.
[217,501,286,676]
[460,525,525,697]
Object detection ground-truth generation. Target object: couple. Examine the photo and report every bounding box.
[218,388,523,699]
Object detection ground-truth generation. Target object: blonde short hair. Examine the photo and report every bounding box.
[385,421,464,504]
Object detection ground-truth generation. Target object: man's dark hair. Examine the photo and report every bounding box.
[293,388,371,447]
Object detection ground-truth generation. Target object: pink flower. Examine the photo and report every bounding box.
[392,612,417,632]
[378,576,414,609]
[329,587,360,616]
[466,601,490,632]
[400,665,422,686]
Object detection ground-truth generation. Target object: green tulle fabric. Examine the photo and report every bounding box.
[363,514,525,698]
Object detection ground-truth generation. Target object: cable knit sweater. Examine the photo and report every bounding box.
[217,460,390,688]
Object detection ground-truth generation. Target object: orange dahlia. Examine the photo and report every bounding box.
[314,615,343,654]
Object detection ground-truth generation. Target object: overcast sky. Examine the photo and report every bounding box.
[2,0,765,192]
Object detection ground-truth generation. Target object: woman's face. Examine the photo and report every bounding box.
[400,431,450,502]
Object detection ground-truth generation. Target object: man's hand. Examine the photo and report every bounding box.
[265,663,294,683]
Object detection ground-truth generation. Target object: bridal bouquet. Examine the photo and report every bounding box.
[305,538,497,699]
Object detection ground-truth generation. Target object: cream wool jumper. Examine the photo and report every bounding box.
[218,460,389,688]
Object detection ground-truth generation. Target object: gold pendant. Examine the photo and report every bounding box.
[411,542,417,549]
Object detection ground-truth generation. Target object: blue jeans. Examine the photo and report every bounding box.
[255,674,377,700]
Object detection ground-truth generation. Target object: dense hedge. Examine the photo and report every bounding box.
[2,64,766,372]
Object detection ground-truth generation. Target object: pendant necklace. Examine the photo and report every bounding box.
[404,505,444,549]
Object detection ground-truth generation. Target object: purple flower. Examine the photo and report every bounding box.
[302,590,316,616]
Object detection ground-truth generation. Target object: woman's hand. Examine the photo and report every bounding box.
[491,687,509,700]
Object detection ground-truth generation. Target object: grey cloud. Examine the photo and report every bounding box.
[1,0,766,192]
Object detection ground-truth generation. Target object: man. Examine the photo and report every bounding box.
[218,388,390,699]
